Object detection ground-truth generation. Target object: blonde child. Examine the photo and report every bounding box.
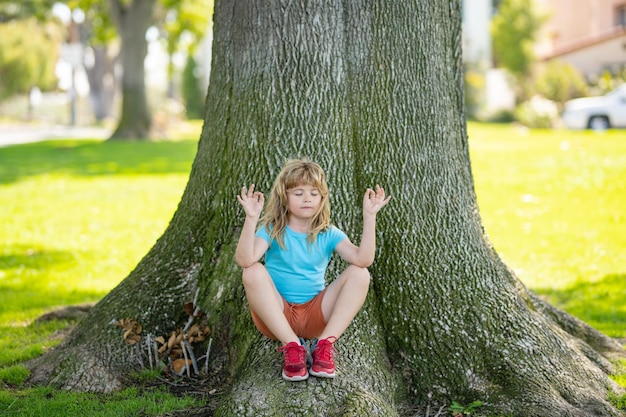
[235,159,390,381]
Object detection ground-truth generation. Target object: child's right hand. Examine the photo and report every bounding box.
[236,184,264,219]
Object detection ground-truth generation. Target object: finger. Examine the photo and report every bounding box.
[247,184,255,197]
[363,188,373,202]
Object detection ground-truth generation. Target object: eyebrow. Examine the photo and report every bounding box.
[289,186,318,191]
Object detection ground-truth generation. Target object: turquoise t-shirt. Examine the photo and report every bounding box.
[255,225,348,304]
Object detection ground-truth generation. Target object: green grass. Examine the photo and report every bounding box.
[0,128,202,416]
[0,139,199,324]
[0,386,200,417]
[468,123,626,337]
[0,320,71,368]
[0,121,624,414]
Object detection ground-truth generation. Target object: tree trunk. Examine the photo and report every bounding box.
[85,45,116,122]
[108,0,155,140]
[28,1,625,416]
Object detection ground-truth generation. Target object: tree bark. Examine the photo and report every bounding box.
[107,0,155,139]
[28,1,625,416]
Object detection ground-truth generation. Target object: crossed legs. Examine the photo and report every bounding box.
[241,263,370,345]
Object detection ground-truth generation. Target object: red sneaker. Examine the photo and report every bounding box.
[310,337,337,378]
[277,341,309,381]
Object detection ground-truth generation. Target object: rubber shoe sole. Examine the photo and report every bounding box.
[282,369,309,381]
[309,368,335,378]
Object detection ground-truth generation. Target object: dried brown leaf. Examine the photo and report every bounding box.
[183,302,195,317]
[188,324,200,336]
[167,332,178,349]
[126,334,141,345]
[172,358,192,375]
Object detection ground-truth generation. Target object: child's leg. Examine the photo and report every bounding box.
[242,263,301,345]
[319,265,370,340]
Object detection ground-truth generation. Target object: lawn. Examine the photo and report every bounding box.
[469,123,626,338]
[0,121,624,415]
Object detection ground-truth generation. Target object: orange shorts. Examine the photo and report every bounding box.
[250,288,328,340]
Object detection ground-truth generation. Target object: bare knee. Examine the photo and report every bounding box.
[346,265,371,287]
[241,263,266,288]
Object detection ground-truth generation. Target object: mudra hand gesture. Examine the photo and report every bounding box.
[363,185,391,216]
[237,184,265,219]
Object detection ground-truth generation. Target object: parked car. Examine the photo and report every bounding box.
[561,84,626,130]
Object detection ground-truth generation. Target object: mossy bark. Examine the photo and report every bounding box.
[29,1,625,416]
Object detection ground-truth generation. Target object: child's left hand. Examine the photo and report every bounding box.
[363,185,391,216]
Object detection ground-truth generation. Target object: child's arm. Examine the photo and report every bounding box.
[335,185,391,267]
[235,184,269,268]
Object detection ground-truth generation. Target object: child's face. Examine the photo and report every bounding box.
[286,184,322,222]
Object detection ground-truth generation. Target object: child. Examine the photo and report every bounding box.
[235,158,390,381]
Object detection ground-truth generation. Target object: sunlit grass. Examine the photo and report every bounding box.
[0,320,71,368]
[0,139,198,324]
[0,131,202,416]
[469,123,626,337]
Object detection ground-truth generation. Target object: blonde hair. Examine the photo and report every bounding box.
[261,158,331,248]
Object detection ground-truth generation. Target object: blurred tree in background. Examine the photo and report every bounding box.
[0,18,63,100]
[0,0,61,100]
[182,55,205,119]
[0,0,212,136]
[67,0,212,138]
[160,0,213,100]
[535,60,588,110]
[491,0,545,102]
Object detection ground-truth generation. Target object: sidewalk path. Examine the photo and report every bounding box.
[0,124,110,148]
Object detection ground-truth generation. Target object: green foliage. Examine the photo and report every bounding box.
[535,60,588,108]
[590,66,626,95]
[449,400,483,416]
[514,96,558,128]
[491,0,545,82]
[182,55,206,119]
[68,0,116,45]
[485,109,515,123]
[0,18,63,99]
[160,0,213,55]
[0,0,57,22]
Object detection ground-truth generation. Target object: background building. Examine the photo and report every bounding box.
[535,0,626,80]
